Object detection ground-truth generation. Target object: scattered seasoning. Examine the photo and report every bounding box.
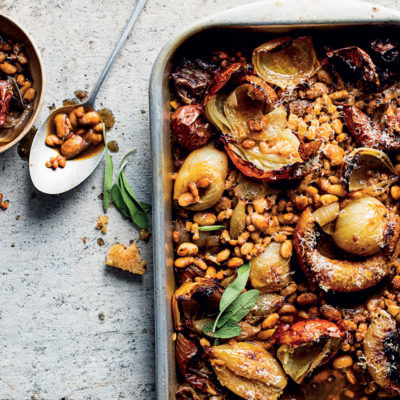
[74,89,88,100]
[62,98,79,107]
[139,229,151,242]
[15,215,20,220]
[31,191,37,199]
[107,140,119,153]
[17,126,37,161]
[97,238,105,246]
[98,193,104,200]
[98,108,115,129]
[96,215,109,234]
[98,311,105,321]
[142,328,147,334]
[48,103,56,111]
[140,109,146,114]
[10,242,15,247]
[83,237,87,244]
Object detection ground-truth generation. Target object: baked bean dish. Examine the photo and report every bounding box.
[0,33,37,144]
[170,35,400,400]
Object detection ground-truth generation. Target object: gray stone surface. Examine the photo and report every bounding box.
[0,0,399,399]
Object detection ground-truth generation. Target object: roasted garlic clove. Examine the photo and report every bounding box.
[276,319,344,384]
[173,145,228,211]
[207,341,287,400]
[332,196,389,257]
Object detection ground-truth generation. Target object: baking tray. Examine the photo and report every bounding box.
[149,1,400,398]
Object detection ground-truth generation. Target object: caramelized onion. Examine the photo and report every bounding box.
[252,36,320,89]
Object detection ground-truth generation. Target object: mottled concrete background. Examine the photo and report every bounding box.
[0,0,398,399]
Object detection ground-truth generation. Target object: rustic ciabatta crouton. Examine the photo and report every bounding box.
[105,243,146,275]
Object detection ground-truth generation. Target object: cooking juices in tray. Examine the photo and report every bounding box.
[169,30,400,400]
[0,32,37,145]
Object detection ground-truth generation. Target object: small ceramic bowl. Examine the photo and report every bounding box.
[0,13,44,153]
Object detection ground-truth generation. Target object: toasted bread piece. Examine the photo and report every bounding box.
[105,243,146,275]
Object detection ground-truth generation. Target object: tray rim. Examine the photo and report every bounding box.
[150,1,400,399]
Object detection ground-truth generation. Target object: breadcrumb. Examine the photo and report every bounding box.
[0,194,9,210]
[105,243,147,275]
[96,215,109,234]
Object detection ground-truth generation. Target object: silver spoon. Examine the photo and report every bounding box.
[29,0,148,194]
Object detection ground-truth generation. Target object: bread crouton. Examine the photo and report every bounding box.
[105,243,146,275]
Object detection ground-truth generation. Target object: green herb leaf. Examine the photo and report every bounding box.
[202,321,215,337]
[219,263,250,312]
[198,225,225,232]
[140,202,152,214]
[103,128,113,212]
[111,184,129,218]
[217,289,259,328]
[202,320,242,339]
[213,320,242,339]
[118,172,149,229]
[212,262,250,332]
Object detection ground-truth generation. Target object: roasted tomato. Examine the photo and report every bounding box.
[0,81,12,125]
[171,105,213,151]
[343,105,400,151]
[327,46,380,87]
[276,319,344,384]
[171,58,218,105]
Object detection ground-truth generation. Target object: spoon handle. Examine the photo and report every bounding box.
[86,0,148,107]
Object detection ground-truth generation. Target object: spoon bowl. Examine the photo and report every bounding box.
[29,104,105,194]
[28,0,148,194]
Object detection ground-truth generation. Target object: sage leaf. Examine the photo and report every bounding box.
[140,202,152,214]
[217,289,259,329]
[213,320,242,339]
[219,263,250,312]
[212,262,250,331]
[201,321,215,337]
[103,151,113,212]
[198,225,225,232]
[202,320,242,339]
[111,184,129,218]
[118,172,149,229]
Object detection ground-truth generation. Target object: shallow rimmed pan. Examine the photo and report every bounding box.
[149,1,400,398]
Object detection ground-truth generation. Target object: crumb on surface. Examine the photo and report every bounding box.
[96,215,109,234]
[97,238,105,246]
[139,229,151,242]
[83,237,87,244]
[0,194,9,210]
[105,243,147,275]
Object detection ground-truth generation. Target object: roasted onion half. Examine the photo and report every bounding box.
[363,311,400,394]
[276,319,344,384]
[206,341,287,400]
[293,207,395,292]
[341,147,398,195]
[252,36,320,89]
